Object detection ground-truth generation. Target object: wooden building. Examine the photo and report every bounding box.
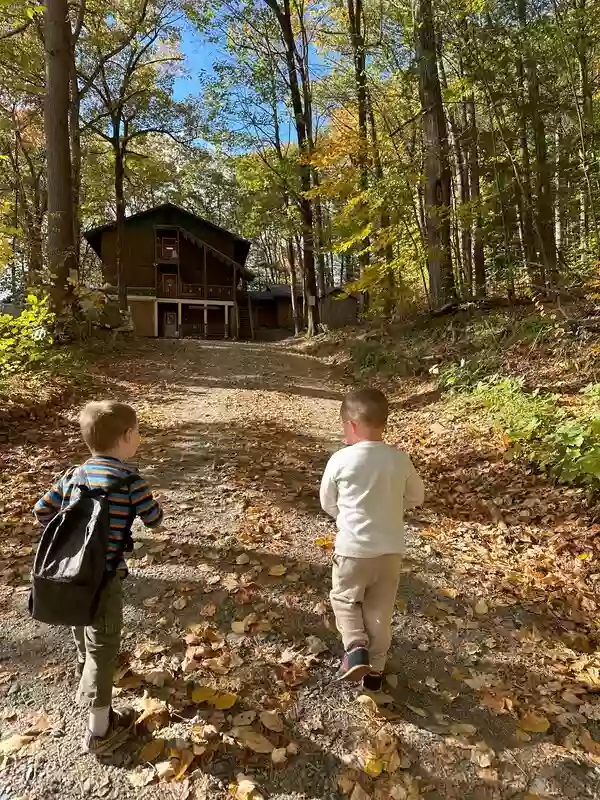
[84,203,253,339]
[249,284,359,335]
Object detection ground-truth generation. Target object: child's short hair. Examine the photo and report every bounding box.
[341,388,389,428]
[79,400,137,453]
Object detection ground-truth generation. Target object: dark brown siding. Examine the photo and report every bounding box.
[129,300,155,336]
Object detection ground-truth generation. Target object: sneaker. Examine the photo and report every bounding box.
[82,706,135,755]
[336,646,371,682]
[362,671,383,692]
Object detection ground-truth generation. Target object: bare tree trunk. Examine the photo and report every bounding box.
[43,0,76,311]
[412,0,456,309]
[114,141,127,309]
[264,0,319,334]
[347,0,370,275]
[288,238,301,335]
[516,51,540,288]
[465,94,485,297]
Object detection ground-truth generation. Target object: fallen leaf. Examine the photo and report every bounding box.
[138,738,166,763]
[519,712,550,734]
[271,747,287,764]
[474,599,489,615]
[337,769,358,794]
[192,686,217,704]
[232,727,274,753]
[450,723,477,737]
[201,604,217,617]
[306,635,328,655]
[231,620,247,634]
[173,597,187,611]
[362,755,384,777]
[269,564,287,577]
[405,703,427,718]
[580,727,600,756]
[155,760,175,781]
[234,710,257,726]
[128,767,155,787]
[173,749,194,780]
[260,710,284,732]
[350,784,371,800]
[236,553,251,565]
[136,694,168,727]
[211,692,238,710]
[235,774,264,800]
[0,734,35,755]
[314,535,334,550]
[440,587,458,599]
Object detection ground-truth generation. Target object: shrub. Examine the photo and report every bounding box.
[0,294,55,376]
[469,376,600,491]
[350,340,395,375]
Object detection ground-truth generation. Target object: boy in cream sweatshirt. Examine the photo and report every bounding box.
[320,388,424,690]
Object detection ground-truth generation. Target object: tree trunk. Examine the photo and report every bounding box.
[412,0,456,309]
[69,44,82,270]
[347,0,370,275]
[114,141,127,309]
[43,0,76,311]
[368,99,395,313]
[465,94,485,297]
[267,0,319,334]
[516,51,540,288]
[288,238,301,335]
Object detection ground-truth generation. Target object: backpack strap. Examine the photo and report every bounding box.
[102,472,140,573]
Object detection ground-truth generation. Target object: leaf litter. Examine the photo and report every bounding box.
[2,339,600,798]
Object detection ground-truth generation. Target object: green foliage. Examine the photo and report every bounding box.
[469,376,600,491]
[0,293,55,375]
[436,359,490,392]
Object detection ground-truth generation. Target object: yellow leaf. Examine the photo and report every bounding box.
[314,536,334,551]
[191,686,217,704]
[138,738,165,763]
[136,694,168,726]
[362,755,384,777]
[271,747,288,764]
[519,712,550,734]
[173,749,194,780]
[269,564,287,577]
[211,692,238,710]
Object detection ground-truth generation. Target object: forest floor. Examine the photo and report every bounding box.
[2,325,600,800]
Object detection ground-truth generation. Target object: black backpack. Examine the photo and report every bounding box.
[29,467,139,627]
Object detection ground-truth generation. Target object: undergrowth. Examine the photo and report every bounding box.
[449,375,600,492]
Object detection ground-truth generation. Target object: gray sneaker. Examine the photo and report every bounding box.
[82,707,135,755]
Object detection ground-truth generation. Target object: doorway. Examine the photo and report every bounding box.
[157,302,179,338]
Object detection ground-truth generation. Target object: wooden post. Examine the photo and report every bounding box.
[203,304,208,339]
[247,290,255,341]
[203,245,208,300]
[233,265,239,339]
[224,304,229,338]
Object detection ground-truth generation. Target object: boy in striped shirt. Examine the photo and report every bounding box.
[34,400,163,753]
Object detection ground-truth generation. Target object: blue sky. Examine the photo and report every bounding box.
[174,25,219,101]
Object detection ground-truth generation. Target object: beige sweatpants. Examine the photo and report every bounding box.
[330,553,403,672]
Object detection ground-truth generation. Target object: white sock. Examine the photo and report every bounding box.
[89,706,110,737]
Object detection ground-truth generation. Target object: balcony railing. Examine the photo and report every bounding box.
[180,284,234,301]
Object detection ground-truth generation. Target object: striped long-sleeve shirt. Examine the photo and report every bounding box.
[33,456,163,570]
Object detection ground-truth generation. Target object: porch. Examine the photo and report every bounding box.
[157,300,234,340]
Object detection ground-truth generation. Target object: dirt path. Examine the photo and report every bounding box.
[1,341,600,800]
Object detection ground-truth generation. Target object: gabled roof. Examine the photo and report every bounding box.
[83,202,252,271]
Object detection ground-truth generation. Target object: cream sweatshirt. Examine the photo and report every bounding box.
[319,441,424,558]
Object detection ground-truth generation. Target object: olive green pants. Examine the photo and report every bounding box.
[72,575,123,708]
